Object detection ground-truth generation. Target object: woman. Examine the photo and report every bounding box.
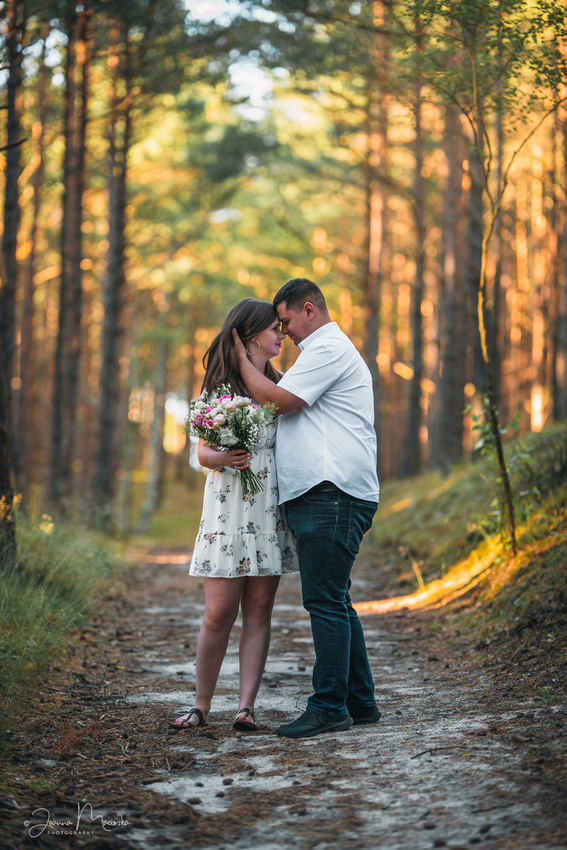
[170,298,298,732]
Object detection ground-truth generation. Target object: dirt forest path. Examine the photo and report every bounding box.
[2,543,566,850]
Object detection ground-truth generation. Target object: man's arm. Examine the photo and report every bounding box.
[232,328,304,414]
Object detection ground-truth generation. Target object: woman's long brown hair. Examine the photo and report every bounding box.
[201,298,279,397]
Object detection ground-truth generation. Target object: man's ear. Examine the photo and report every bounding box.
[303,301,316,319]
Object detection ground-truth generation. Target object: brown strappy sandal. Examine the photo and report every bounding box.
[233,707,257,731]
[169,707,207,729]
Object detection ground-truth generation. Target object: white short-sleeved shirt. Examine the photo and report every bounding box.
[275,322,380,505]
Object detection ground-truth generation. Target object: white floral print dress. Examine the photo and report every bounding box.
[189,418,298,578]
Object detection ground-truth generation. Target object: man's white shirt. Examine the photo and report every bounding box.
[275,322,380,505]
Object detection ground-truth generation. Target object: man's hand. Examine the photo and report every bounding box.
[232,328,248,365]
[231,327,304,414]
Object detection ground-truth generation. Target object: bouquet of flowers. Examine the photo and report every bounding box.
[185,384,276,496]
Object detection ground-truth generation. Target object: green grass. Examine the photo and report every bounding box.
[0,516,117,733]
[131,475,205,548]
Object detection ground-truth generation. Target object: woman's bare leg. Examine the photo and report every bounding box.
[174,577,244,727]
[237,575,281,715]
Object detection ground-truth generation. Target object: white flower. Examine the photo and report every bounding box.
[220,429,238,446]
[213,413,226,425]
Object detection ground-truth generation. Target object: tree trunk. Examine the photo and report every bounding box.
[116,325,139,536]
[176,300,198,482]
[530,145,548,431]
[133,334,168,535]
[471,66,517,553]
[92,21,132,531]
[14,21,50,502]
[488,108,504,410]
[400,22,425,478]
[553,112,567,420]
[0,0,23,391]
[0,0,23,572]
[49,1,89,512]
[0,343,16,573]
[434,104,465,469]
[362,0,388,477]
[464,144,486,399]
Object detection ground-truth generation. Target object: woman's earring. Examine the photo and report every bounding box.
[246,339,261,356]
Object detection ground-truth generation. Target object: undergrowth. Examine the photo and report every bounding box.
[370,422,567,653]
[372,422,567,578]
[0,516,117,735]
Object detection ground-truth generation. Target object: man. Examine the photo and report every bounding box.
[233,278,380,738]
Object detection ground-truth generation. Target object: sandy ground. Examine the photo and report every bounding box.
[1,542,566,849]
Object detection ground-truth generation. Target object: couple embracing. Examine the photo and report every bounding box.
[170,278,381,739]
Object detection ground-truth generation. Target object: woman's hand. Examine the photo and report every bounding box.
[197,440,250,471]
[222,449,250,470]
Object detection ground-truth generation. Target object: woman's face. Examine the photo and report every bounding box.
[250,318,285,360]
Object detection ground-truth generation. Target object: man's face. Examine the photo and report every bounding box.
[276,301,312,346]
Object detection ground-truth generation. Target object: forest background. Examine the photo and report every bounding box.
[1,0,567,565]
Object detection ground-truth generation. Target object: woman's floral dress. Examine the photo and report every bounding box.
[189,418,298,578]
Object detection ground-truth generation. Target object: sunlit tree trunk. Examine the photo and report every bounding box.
[0,0,23,571]
[50,1,90,512]
[14,22,50,503]
[92,20,132,531]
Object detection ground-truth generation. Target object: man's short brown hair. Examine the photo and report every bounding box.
[273,278,327,313]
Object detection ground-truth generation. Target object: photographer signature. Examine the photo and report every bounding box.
[25,803,130,837]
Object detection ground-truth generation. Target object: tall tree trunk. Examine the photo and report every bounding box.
[553,112,567,420]
[465,144,486,400]
[92,21,132,531]
[490,106,504,408]
[133,334,168,535]
[0,0,23,572]
[117,325,139,536]
[434,104,465,469]
[362,0,388,477]
[50,1,89,512]
[400,21,425,477]
[469,44,517,553]
[14,21,50,502]
[0,343,16,573]
[0,0,22,394]
[530,145,548,431]
[176,300,198,482]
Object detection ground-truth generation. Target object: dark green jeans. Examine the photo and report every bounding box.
[285,487,378,717]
